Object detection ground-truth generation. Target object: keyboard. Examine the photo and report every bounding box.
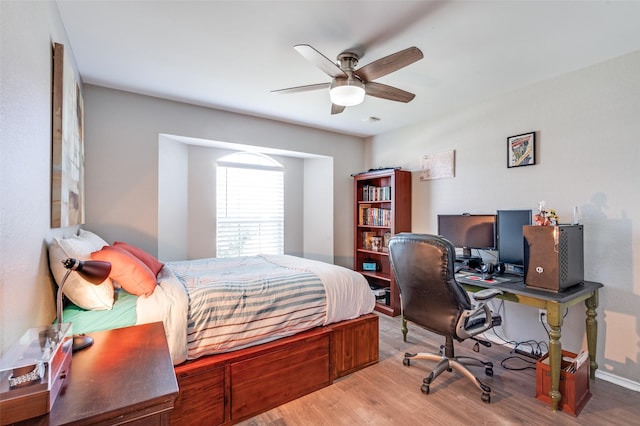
[455,271,514,284]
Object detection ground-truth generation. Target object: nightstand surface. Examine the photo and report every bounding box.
[24,322,178,425]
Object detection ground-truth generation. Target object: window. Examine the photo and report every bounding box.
[216,152,284,257]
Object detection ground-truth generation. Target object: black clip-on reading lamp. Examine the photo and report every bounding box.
[56,258,111,352]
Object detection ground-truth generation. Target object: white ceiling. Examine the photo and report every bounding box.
[56,1,640,138]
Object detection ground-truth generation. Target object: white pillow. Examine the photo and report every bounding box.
[48,232,114,311]
[77,229,109,250]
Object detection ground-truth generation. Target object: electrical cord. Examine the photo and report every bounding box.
[538,308,567,350]
[477,299,549,364]
[501,355,538,371]
[540,312,550,337]
[484,325,544,369]
[476,249,498,262]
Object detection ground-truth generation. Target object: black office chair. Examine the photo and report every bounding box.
[388,233,503,403]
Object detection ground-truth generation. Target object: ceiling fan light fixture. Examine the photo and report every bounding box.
[330,78,365,107]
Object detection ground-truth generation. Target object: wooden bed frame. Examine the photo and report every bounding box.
[170,313,379,425]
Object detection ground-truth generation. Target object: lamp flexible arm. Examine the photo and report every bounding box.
[56,268,73,332]
[56,258,111,333]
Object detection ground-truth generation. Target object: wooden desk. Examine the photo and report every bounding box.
[23,322,179,425]
[457,274,602,412]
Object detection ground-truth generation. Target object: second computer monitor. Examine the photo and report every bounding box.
[496,209,532,275]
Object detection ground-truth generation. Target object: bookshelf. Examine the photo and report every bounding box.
[353,169,411,316]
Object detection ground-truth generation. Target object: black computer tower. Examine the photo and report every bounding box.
[523,225,584,292]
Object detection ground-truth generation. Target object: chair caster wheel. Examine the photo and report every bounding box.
[481,392,491,403]
[403,358,411,366]
[486,367,493,376]
[421,384,430,394]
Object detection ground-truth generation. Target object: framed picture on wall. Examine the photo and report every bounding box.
[507,132,536,168]
[419,150,455,181]
[51,42,85,227]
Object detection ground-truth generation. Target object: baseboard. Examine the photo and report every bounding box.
[595,370,640,392]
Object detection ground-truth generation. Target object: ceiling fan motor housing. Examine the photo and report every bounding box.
[337,52,360,70]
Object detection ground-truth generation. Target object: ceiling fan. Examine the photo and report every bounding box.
[272,44,424,115]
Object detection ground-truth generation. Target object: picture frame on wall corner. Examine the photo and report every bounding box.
[51,42,85,228]
[507,131,536,168]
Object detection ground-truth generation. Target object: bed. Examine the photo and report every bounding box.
[48,230,379,425]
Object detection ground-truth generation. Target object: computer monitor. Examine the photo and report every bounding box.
[437,214,496,258]
[496,209,532,275]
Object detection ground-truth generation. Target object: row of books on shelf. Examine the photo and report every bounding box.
[359,205,392,227]
[362,185,392,201]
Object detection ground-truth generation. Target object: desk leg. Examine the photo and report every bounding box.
[546,304,563,412]
[585,291,599,379]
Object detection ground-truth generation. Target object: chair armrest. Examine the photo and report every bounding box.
[456,299,502,339]
[457,303,492,339]
[472,288,503,301]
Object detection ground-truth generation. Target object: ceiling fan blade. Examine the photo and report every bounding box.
[331,104,346,115]
[354,46,423,82]
[271,82,330,95]
[365,82,415,103]
[294,44,348,79]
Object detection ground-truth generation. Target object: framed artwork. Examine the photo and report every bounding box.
[51,43,85,227]
[419,150,455,181]
[507,132,535,168]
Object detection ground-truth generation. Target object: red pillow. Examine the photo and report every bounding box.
[113,241,164,276]
[91,246,157,296]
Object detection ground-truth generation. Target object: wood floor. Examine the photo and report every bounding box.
[239,312,640,426]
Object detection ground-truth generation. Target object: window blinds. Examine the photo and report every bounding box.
[216,164,284,257]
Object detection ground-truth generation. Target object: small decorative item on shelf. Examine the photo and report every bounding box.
[371,236,383,251]
[533,201,558,226]
[362,232,376,250]
[362,261,378,271]
[383,231,391,252]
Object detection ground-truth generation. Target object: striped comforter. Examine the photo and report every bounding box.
[137,254,375,364]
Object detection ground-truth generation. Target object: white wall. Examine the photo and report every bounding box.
[83,85,365,267]
[185,144,221,260]
[0,0,80,354]
[367,50,640,386]
[158,135,189,260]
[304,157,334,263]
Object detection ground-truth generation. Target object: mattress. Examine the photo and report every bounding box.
[65,254,375,365]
